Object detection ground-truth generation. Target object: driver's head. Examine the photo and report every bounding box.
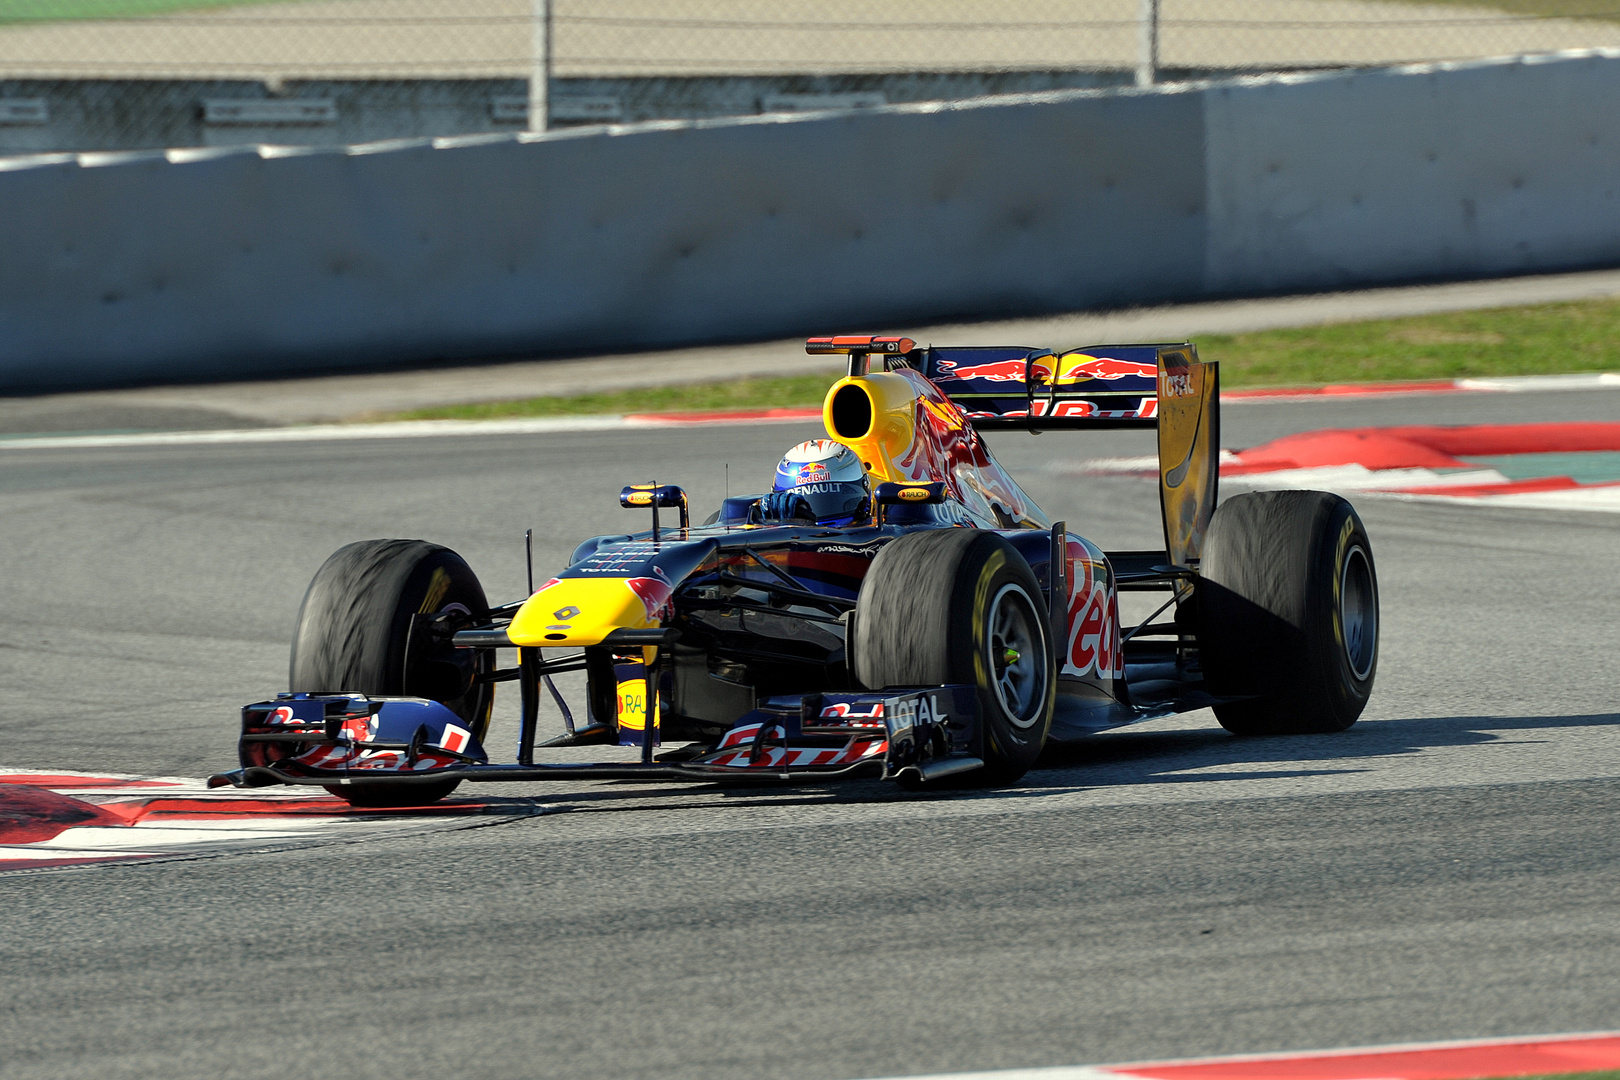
[769,439,869,526]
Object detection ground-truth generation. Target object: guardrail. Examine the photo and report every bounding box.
[1,49,1617,392]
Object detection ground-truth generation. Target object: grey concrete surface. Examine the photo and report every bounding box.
[5,265,1620,436]
[1,389,1618,1079]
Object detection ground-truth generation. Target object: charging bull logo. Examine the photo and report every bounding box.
[936,354,1157,386]
[934,358,1030,383]
[888,370,1038,528]
[626,577,673,622]
[1060,355,1157,382]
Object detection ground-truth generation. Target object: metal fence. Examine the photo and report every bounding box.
[2,0,1618,151]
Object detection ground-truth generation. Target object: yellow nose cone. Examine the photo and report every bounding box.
[506,577,672,647]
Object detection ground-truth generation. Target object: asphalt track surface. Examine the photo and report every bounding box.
[3,387,1620,1080]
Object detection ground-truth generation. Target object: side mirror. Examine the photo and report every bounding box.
[872,481,945,525]
[619,484,690,538]
[873,481,945,505]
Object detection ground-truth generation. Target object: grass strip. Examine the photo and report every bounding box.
[0,0,284,24]
[394,297,1620,421]
[1198,297,1620,386]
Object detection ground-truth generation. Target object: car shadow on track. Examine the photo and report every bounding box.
[1028,711,1620,789]
[470,713,1620,817]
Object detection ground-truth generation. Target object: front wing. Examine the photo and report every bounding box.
[208,686,983,791]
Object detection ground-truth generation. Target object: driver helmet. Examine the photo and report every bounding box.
[771,439,870,526]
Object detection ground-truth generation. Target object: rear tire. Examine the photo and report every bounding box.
[1197,491,1379,735]
[288,539,492,806]
[853,529,1055,786]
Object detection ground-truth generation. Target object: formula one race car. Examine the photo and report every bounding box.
[210,336,1380,806]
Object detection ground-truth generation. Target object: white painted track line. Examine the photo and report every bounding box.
[0,415,636,450]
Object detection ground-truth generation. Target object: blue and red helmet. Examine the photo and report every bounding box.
[771,440,870,526]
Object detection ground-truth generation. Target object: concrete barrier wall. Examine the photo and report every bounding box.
[1203,51,1620,293]
[2,49,1618,391]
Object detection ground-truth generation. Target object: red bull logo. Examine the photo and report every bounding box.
[1057,354,1158,382]
[820,701,885,720]
[934,358,1030,383]
[936,354,1157,385]
[796,462,831,484]
[626,577,673,621]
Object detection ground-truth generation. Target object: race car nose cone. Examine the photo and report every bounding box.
[507,577,665,648]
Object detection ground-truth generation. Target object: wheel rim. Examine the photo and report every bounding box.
[1339,544,1377,681]
[986,583,1047,728]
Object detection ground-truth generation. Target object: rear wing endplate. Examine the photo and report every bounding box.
[1153,345,1218,568]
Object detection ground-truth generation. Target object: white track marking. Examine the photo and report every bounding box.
[1458,372,1620,391]
[0,769,557,873]
[0,416,635,451]
[1061,442,1620,513]
[0,409,823,451]
[1383,486,1620,511]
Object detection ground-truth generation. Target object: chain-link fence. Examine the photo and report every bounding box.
[2,0,1618,152]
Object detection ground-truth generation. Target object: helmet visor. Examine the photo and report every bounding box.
[790,481,869,524]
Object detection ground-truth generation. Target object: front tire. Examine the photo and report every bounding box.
[852,529,1055,786]
[1197,490,1379,735]
[288,539,493,806]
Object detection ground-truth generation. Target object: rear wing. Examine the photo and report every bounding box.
[919,342,1219,566]
[918,344,1162,429]
[804,335,1219,565]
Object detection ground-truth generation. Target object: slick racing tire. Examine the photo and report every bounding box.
[1196,490,1379,736]
[288,539,493,807]
[853,528,1056,787]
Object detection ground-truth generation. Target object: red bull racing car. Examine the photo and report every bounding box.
[210,336,1380,805]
